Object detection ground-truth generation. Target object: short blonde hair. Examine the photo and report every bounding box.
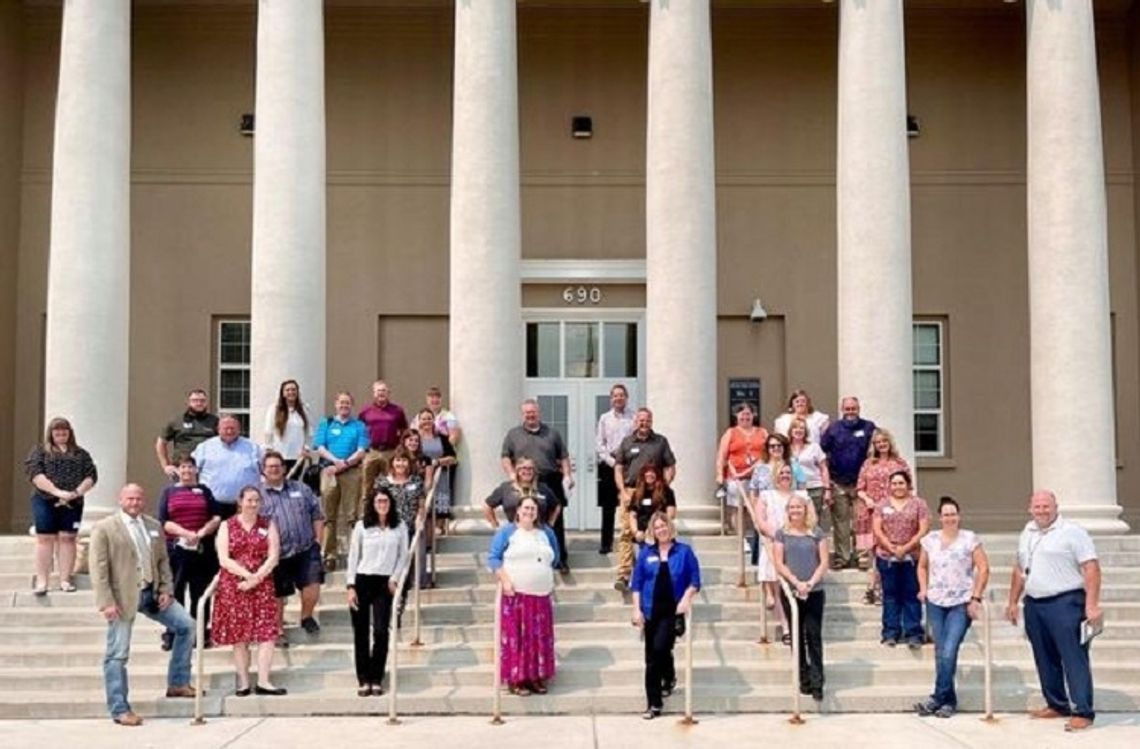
[783,493,818,532]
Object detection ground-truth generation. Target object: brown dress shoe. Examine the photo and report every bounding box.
[1029,706,1067,719]
[1065,716,1094,732]
[113,711,143,726]
[165,685,197,698]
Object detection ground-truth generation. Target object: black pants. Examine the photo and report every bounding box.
[780,589,826,692]
[643,615,678,710]
[540,471,569,566]
[597,463,617,551]
[350,574,394,686]
[168,544,219,635]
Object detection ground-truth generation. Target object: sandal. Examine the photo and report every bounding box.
[357,685,372,697]
[32,580,48,597]
[781,632,792,646]
[59,579,77,593]
[508,684,531,696]
[531,680,548,694]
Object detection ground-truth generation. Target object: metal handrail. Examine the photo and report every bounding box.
[190,573,221,725]
[776,577,805,725]
[739,484,772,645]
[981,589,994,722]
[678,601,697,725]
[386,520,426,725]
[491,582,504,724]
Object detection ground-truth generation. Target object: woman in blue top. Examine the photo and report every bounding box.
[630,511,701,719]
[487,496,560,696]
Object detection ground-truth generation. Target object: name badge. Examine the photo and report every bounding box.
[148,529,160,538]
[647,555,660,564]
[331,428,342,436]
[257,527,269,537]
[191,488,203,494]
[855,430,865,438]
[630,447,641,455]
[640,498,652,506]
[882,506,896,516]
[289,491,302,498]
[183,422,193,429]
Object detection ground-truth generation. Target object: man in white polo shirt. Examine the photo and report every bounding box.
[1005,490,1102,732]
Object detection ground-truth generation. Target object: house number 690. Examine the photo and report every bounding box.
[562,286,603,305]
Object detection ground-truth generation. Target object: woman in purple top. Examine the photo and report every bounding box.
[872,471,930,649]
[915,497,990,718]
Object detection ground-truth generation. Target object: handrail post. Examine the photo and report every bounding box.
[412,525,423,647]
[190,574,220,725]
[778,579,805,725]
[430,485,438,588]
[736,494,746,589]
[491,583,504,724]
[982,589,995,723]
[678,603,697,725]
[387,600,401,725]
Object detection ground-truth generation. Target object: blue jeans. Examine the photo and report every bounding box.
[104,587,196,718]
[876,557,923,642]
[1024,589,1094,720]
[926,602,971,708]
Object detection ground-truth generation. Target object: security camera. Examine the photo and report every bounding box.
[749,298,768,323]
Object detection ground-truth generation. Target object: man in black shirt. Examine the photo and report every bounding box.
[155,389,219,481]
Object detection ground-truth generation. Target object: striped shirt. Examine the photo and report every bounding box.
[259,479,324,559]
[157,484,221,548]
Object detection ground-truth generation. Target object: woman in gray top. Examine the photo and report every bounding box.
[773,493,830,701]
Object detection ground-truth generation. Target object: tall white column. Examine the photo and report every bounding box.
[250,0,326,438]
[449,0,522,507]
[646,0,718,508]
[44,0,131,521]
[836,0,914,466]
[1027,0,1127,532]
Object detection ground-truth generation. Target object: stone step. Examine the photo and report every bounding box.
[4,657,1137,693]
[5,682,1137,720]
[5,636,1136,670]
[5,615,1140,648]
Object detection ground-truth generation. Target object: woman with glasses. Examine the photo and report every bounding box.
[488,495,560,696]
[856,429,912,603]
[749,462,808,643]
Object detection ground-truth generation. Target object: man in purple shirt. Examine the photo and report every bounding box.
[820,396,876,570]
[358,380,408,510]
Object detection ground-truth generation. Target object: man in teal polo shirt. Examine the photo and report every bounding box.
[313,392,369,570]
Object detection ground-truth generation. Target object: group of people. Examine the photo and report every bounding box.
[24,381,1106,730]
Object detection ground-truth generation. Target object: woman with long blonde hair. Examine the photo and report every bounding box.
[773,493,830,701]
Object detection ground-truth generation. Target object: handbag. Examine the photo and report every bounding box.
[673,614,686,638]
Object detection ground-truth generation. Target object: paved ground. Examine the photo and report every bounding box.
[0,714,1137,749]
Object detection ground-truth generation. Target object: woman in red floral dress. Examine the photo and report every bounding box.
[213,485,284,695]
[856,429,911,603]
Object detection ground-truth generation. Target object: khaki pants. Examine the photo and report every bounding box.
[360,449,395,511]
[321,465,362,560]
[830,482,856,564]
[616,502,635,582]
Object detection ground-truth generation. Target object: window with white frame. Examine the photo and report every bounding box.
[525,321,638,379]
[913,321,945,456]
[216,319,251,436]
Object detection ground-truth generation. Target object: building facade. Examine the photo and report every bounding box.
[0,0,1137,533]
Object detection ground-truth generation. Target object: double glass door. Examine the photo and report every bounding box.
[524,317,643,531]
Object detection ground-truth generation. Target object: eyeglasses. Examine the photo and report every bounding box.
[767,443,783,450]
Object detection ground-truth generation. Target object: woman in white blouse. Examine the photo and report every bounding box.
[263,379,314,474]
[773,389,830,444]
[346,489,409,696]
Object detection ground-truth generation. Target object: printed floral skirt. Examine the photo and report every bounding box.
[500,592,556,686]
[855,501,876,553]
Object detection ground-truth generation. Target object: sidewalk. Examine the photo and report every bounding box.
[0,714,1137,749]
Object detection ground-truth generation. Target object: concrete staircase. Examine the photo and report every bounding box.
[0,530,1138,719]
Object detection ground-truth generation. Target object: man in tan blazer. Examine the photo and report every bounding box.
[90,483,197,726]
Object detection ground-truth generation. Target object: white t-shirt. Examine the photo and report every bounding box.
[502,527,556,596]
[1017,516,1097,599]
[263,404,314,461]
[774,411,830,445]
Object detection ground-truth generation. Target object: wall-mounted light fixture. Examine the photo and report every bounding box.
[749,297,768,323]
[240,113,255,137]
[571,116,593,139]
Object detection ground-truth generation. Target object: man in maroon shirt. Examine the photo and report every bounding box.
[358,380,408,511]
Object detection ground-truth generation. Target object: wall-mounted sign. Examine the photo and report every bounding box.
[728,377,761,424]
[562,285,603,305]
